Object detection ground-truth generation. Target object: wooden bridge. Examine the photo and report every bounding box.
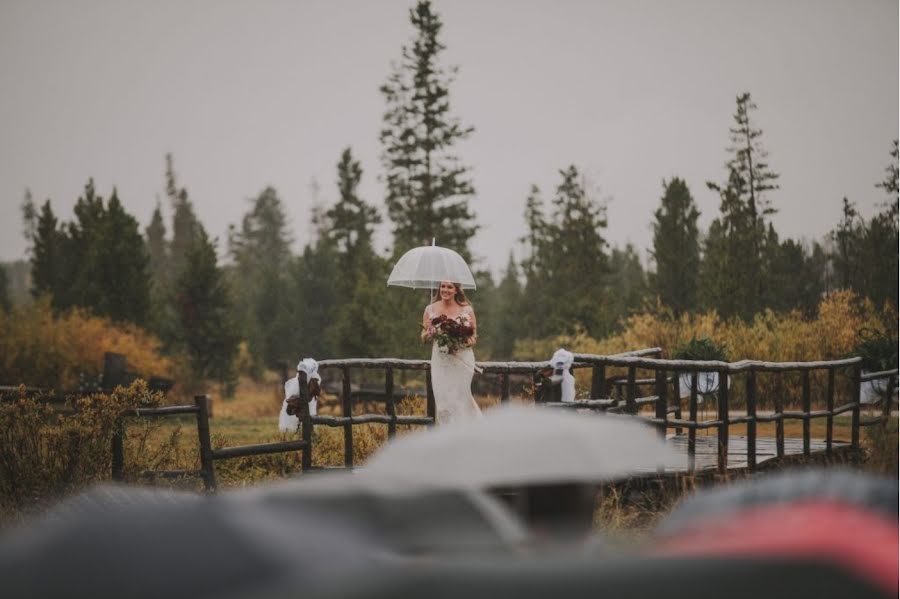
[110,348,897,491]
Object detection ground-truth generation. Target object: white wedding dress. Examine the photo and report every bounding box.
[428,305,483,425]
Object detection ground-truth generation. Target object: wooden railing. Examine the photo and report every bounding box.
[106,349,897,490]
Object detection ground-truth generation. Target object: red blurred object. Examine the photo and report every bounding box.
[653,500,899,594]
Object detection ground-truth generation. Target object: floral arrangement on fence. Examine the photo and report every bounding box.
[424,313,475,354]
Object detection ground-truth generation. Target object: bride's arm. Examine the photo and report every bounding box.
[421,307,432,342]
[467,308,478,346]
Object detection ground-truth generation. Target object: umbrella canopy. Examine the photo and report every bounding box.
[232,471,529,556]
[362,405,679,490]
[387,243,476,290]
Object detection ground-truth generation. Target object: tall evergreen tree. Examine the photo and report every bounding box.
[325,147,381,274]
[30,200,63,301]
[705,93,779,317]
[520,166,611,337]
[701,169,760,318]
[876,139,899,197]
[489,253,523,359]
[173,226,239,392]
[0,266,10,312]
[145,201,168,292]
[165,154,200,278]
[288,241,341,359]
[607,243,649,322]
[21,188,37,255]
[651,177,700,314]
[228,186,293,369]
[831,197,859,291]
[380,0,478,260]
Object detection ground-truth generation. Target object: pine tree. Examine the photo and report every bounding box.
[701,169,760,318]
[490,253,523,358]
[763,234,825,315]
[608,243,649,322]
[326,147,381,275]
[64,185,151,324]
[830,197,860,291]
[21,188,37,254]
[30,200,63,301]
[228,186,293,369]
[380,0,478,260]
[520,167,611,337]
[651,177,700,314]
[706,93,779,317]
[165,154,200,279]
[0,266,10,312]
[288,241,341,359]
[173,226,239,391]
[89,188,151,324]
[876,140,899,197]
[145,201,168,292]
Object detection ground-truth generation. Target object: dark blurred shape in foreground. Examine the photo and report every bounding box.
[0,469,895,599]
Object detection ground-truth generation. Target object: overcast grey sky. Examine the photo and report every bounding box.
[1,0,897,276]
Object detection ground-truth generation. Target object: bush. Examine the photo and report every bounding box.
[854,327,899,372]
[0,298,174,390]
[672,336,728,362]
[0,381,181,524]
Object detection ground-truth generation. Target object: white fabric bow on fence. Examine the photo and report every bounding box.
[550,348,576,403]
[278,358,321,432]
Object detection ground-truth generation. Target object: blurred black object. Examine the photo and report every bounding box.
[1,469,895,599]
[0,484,378,599]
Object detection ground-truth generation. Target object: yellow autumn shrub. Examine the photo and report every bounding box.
[0,298,173,390]
[516,291,892,364]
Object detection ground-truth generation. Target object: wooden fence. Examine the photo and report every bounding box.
[107,349,897,491]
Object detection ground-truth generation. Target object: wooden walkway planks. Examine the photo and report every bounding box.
[663,435,850,472]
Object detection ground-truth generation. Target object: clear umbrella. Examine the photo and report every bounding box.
[361,404,680,490]
[387,240,476,294]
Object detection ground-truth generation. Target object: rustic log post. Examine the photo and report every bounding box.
[591,364,606,399]
[746,370,757,471]
[341,368,353,467]
[802,370,811,456]
[717,371,729,475]
[775,373,785,459]
[826,367,835,456]
[111,416,125,481]
[385,367,397,439]
[299,371,313,472]
[883,374,896,425]
[671,373,682,436]
[688,372,698,473]
[500,371,510,404]
[195,395,217,492]
[625,366,637,414]
[426,369,436,425]
[654,369,668,441]
[851,363,861,450]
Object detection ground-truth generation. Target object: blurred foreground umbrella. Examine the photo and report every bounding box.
[232,470,528,556]
[0,484,378,599]
[362,405,678,490]
[387,240,476,291]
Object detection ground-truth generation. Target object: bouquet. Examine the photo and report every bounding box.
[424,313,476,354]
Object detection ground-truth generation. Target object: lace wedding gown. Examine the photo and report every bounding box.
[428,305,483,425]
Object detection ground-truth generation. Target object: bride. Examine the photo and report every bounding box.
[421,280,483,424]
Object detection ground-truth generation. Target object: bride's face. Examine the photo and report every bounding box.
[439,281,456,301]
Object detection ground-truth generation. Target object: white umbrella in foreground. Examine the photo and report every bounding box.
[387,241,476,290]
[361,405,681,490]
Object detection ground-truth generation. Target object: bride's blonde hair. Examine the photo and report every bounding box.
[432,281,471,306]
